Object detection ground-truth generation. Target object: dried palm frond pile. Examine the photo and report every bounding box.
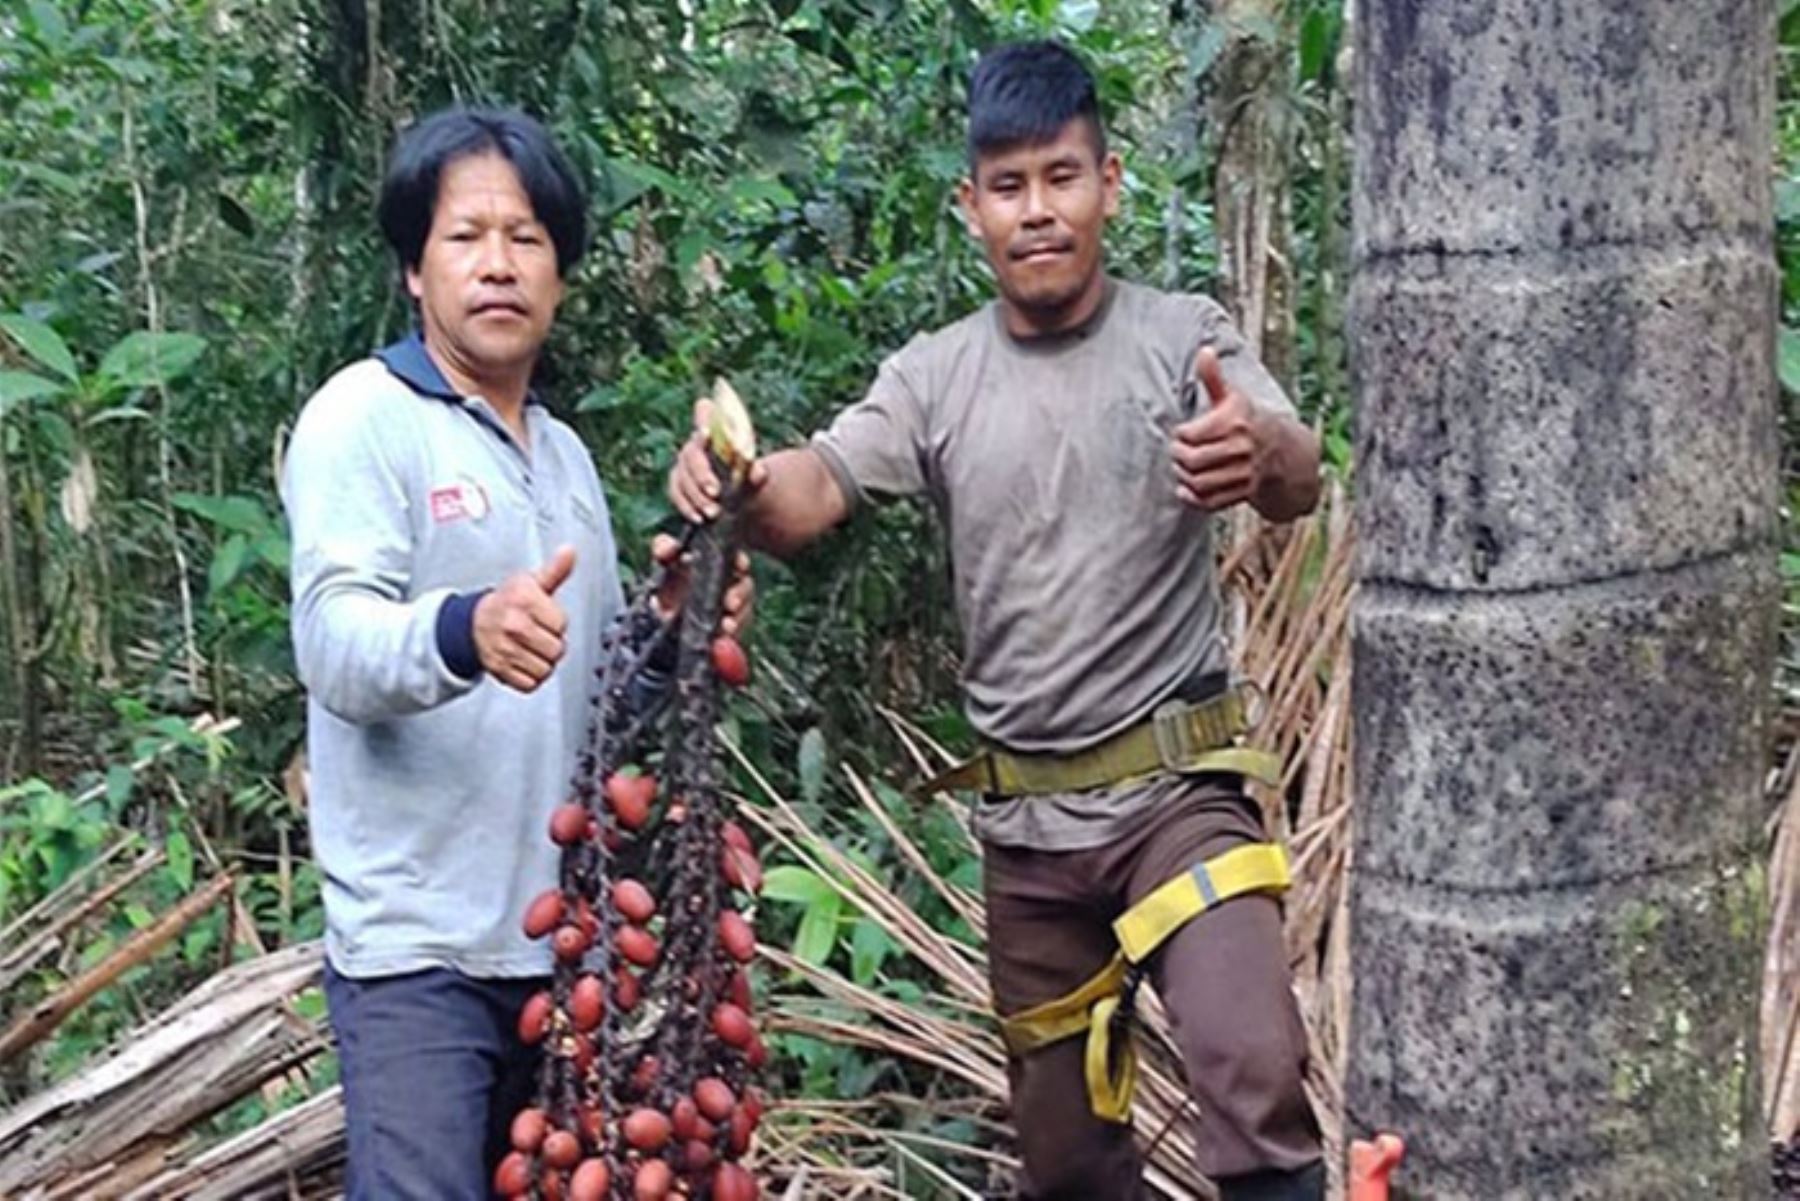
[1760,720,1800,1151]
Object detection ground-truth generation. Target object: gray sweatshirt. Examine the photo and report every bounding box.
[282,335,627,979]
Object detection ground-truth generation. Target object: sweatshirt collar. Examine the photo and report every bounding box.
[374,331,542,407]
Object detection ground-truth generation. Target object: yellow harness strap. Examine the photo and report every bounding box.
[998,842,1292,1123]
[921,691,1281,798]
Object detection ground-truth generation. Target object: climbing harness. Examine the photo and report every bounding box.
[921,684,1293,1122]
[999,841,1292,1121]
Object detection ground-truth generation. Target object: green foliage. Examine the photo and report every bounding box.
[0,778,116,913]
[1777,15,1800,706]
[763,863,845,966]
[1,315,80,384]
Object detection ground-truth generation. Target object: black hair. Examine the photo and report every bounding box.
[967,40,1106,167]
[377,107,588,276]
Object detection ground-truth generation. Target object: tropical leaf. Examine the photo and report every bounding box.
[98,331,206,390]
[0,313,79,383]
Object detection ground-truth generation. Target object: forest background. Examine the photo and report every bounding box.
[1,0,1796,1195]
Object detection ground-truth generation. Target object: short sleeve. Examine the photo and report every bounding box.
[809,355,932,510]
[1189,296,1297,420]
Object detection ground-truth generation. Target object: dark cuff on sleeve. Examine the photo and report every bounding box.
[807,435,867,516]
[436,589,489,680]
[645,627,681,676]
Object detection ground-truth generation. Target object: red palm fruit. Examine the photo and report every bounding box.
[539,1170,565,1201]
[711,636,751,687]
[616,924,659,967]
[633,1158,673,1201]
[714,1162,759,1201]
[569,973,604,1031]
[522,888,565,939]
[577,1104,604,1145]
[615,967,642,1012]
[549,802,590,846]
[729,1104,757,1155]
[569,1159,610,1201]
[575,897,600,938]
[718,910,756,963]
[670,1095,700,1141]
[517,990,553,1044]
[623,1107,672,1152]
[742,1088,766,1124]
[684,1139,716,1171]
[612,878,657,923]
[727,969,753,1012]
[604,772,656,829]
[694,1077,735,1123]
[542,1129,582,1170]
[692,1116,718,1144]
[721,844,763,894]
[630,1054,660,1095]
[722,820,754,855]
[712,1002,754,1049]
[569,1033,596,1075]
[509,1106,548,1153]
[552,923,592,962]
[493,1151,531,1196]
[745,1033,768,1069]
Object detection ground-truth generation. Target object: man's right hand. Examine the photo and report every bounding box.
[473,545,574,692]
[669,398,770,523]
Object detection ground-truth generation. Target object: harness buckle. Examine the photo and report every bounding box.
[1106,963,1147,1069]
[1238,678,1269,730]
[1117,962,1147,1018]
[1151,700,1206,773]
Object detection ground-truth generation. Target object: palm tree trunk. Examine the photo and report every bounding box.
[1347,2,1781,1196]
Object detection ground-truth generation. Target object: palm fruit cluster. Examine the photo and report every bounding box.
[496,383,766,1201]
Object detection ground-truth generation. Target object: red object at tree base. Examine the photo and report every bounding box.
[1349,1133,1404,1201]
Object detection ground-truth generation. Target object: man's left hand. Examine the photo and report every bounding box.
[1169,347,1267,512]
[651,534,755,637]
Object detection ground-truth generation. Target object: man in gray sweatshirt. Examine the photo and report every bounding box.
[281,108,746,1200]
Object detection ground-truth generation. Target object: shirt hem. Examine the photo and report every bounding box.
[324,944,553,980]
[808,435,867,515]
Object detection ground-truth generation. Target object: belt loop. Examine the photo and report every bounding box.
[1151,700,1198,772]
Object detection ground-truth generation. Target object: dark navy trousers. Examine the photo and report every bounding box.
[325,963,545,1200]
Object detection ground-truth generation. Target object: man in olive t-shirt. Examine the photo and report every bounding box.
[670,41,1325,1201]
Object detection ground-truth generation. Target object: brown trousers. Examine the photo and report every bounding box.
[983,779,1322,1199]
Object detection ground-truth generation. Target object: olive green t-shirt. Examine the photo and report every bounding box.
[812,278,1294,850]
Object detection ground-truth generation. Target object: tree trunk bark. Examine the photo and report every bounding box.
[1347,3,1780,1196]
[1209,0,1296,392]
[1201,0,1301,661]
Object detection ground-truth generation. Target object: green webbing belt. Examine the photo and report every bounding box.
[920,688,1280,797]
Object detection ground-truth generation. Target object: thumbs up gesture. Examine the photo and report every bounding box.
[1170,347,1266,512]
[473,544,576,692]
